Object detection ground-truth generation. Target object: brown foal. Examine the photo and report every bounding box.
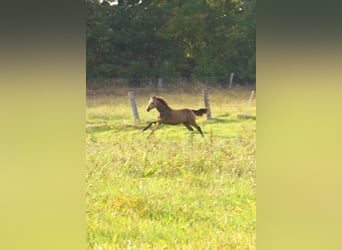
[142,96,208,137]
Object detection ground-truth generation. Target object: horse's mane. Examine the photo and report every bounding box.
[154,96,171,108]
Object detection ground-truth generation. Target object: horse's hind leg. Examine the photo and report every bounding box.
[183,122,194,131]
[196,126,204,137]
[189,120,204,137]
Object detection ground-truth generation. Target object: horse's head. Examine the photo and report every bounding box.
[146,96,157,112]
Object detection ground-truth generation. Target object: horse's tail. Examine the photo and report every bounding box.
[192,108,208,116]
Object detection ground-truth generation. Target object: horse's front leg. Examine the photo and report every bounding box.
[148,121,162,138]
[141,120,160,132]
[142,122,153,132]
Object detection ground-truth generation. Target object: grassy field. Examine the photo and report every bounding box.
[86,87,256,249]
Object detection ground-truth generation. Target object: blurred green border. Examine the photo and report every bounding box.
[1,0,342,249]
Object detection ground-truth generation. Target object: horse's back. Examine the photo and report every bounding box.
[167,109,195,124]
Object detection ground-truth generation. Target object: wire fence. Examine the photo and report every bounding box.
[86,75,256,91]
[122,87,256,123]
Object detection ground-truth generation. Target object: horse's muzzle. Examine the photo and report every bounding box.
[146,108,150,112]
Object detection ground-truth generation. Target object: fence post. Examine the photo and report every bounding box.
[157,77,164,92]
[128,91,140,122]
[244,90,255,116]
[229,72,235,89]
[202,88,212,120]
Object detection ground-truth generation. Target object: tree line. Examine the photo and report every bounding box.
[86,0,256,87]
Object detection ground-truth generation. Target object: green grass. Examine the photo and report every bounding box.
[86,87,256,249]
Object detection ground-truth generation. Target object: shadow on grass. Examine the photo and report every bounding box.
[205,116,251,124]
[86,115,256,134]
[86,123,141,133]
[237,114,256,120]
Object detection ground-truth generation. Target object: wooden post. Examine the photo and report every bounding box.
[202,88,212,120]
[229,72,235,89]
[157,77,164,91]
[244,90,255,116]
[128,91,140,122]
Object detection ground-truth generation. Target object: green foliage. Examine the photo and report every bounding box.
[86,88,256,248]
[86,0,256,86]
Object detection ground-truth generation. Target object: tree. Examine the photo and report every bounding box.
[86,0,256,86]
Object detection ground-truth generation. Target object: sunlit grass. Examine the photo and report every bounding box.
[86,87,256,249]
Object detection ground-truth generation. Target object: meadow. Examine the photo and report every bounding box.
[86,86,256,249]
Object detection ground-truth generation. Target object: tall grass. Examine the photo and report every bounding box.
[86,87,256,249]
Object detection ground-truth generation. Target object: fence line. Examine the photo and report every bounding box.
[244,90,255,117]
[128,91,140,123]
[87,85,256,96]
[87,75,255,89]
[202,89,212,120]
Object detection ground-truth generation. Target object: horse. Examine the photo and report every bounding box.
[142,96,208,137]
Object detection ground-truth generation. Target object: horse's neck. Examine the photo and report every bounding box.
[156,101,172,114]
